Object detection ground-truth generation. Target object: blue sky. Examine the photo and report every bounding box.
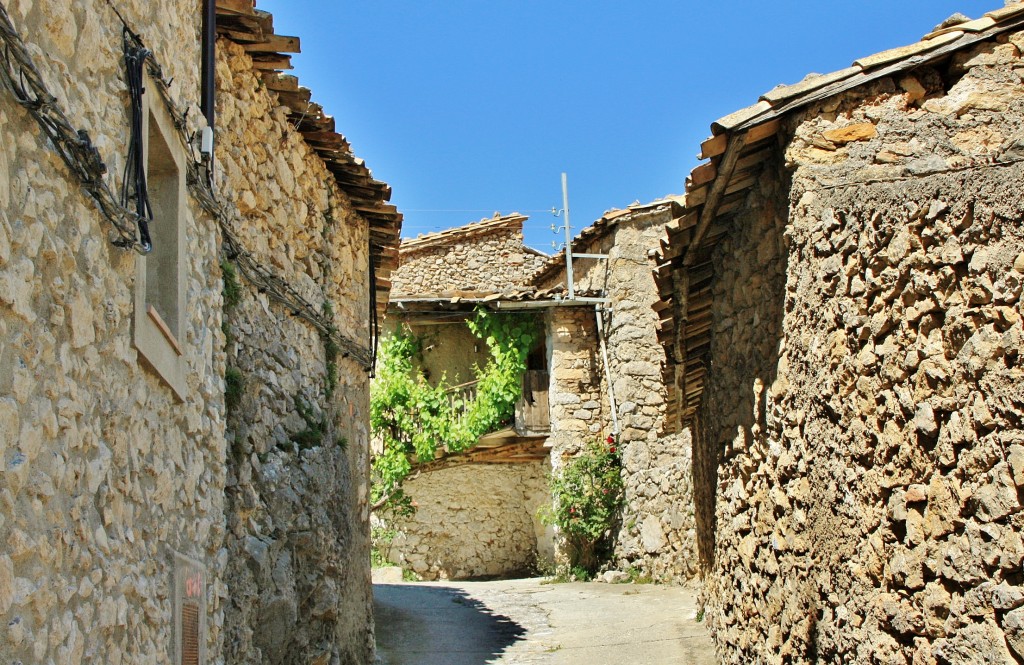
[259,1,990,251]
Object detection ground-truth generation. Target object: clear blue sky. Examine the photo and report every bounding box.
[259,1,990,251]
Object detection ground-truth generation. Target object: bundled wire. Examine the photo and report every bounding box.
[221,229,374,368]
[0,0,376,371]
[0,2,144,250]
[120,28,153,252]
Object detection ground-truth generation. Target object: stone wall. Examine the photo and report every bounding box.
[381,216,552,580]
[216,40,375,665]
[698,31,1024,663]
[395,318,490,388]
[0,2,226,663]
[545,306,606,459]
[391,218,546,296]
[387,462,551,580]
[539,208,698,581]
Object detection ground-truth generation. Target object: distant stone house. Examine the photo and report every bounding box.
[652,4,1024,663]
[381,214,556,580]
[0,2,399,665]
[382,206,697,582]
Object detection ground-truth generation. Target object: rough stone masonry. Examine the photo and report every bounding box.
[535,202,699,582]
[0,1,228,662]
[684,18,1024,664]
[216,38,378,665]
[0,2,395,664]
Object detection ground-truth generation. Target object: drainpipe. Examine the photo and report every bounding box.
[199,0,216,185]
[595,305,619,437]
[200,0,216,129]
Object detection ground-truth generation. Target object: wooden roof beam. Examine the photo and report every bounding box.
[683,131,746,267]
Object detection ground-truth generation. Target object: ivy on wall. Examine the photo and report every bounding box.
[369,308,537,517]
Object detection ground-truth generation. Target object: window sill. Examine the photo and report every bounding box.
[148,304,183,357]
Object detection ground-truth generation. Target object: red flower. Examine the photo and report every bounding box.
[609,446,616,454]
[606,435,614,444]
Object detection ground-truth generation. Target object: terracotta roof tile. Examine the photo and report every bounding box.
[853,30,964,69]
[925,15,997,38]
[711,100,771,134]
[986,2,1024,21]
[399,213,528,253]
[760,67,862,105]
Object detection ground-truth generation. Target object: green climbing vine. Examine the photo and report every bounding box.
[369,308,537,517]
[321,300,340,398]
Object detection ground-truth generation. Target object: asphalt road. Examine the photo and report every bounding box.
[373,578,717,665]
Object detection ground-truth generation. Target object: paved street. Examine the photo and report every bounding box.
[374,578,717,664]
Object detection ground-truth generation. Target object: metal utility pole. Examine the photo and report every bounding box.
[562,172,575,300]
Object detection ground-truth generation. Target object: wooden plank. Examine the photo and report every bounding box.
[275,89,312,112]
[264,74,299,92]
[687,161,717,189]
[216,15,264,36]
[685,185,707,208]
[147,305,183,356]
[249,55,292,70]
[252,9,275,33]
[243,34,301,53]
[747,119,781,144]
[221,29,266,43]
[515,370,550,434]
[735,146,773,172]
[215,0,254,16]
[699,134,728,160]
[725,175,759,197]
[300,130,348,147]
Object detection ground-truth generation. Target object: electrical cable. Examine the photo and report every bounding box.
[0,3,143,250]
[120,28,153,253]
[0,0,383,371]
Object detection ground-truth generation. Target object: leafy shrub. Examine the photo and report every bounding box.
[542,436,624,574]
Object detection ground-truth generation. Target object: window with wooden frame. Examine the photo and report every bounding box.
[132,69,187,400]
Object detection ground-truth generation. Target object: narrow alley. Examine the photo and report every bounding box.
[374,579,717,664]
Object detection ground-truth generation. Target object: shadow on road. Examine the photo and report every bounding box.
[374,583,527,665]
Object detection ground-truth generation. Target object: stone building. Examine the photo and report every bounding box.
[381,206,697,583]
[381,214,555,581]
[391,213,547,296]
[653,4,1024,662]
[0,1,399,664]
[533,200,699,582]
